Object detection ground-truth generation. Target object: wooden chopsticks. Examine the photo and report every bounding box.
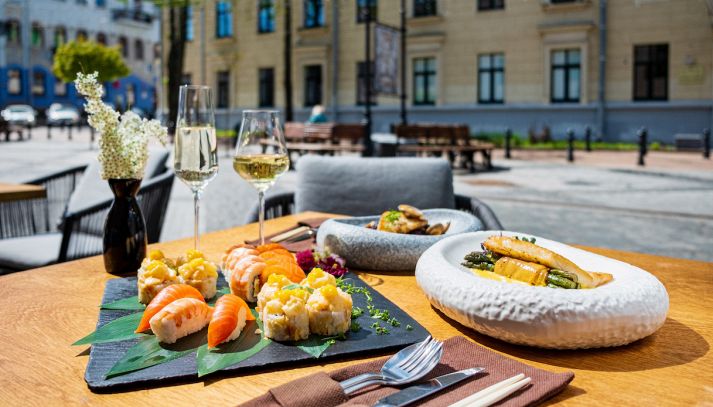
[449,373,531,407]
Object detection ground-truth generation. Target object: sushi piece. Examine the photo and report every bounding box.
[222,244,260,282]
[207,294,255,348]
[262,288,310,341]
[177,250,218,300]
[257,273,293,313]
[260,258,306,285]
[136,284,205,333]
[228,254,266,302]
[306,285,353,336]
[300,267,336,290]
[149,298,213,344]
[137,252,179,304]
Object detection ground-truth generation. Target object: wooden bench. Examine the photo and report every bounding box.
[674,134,704,151]
[260,123,366,167]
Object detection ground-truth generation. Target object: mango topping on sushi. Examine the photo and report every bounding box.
[266,273,292,286]
[301,267,336,289]
[307,285,352,312]
[148,249,165,261]
[144,260,176,280]
[178,258,219,281]
[186,249,205,261]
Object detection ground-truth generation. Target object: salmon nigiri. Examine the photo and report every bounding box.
[207,294,255,348]
[135,284,205,333]
[149,298,213,344]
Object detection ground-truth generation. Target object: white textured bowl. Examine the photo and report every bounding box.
[415,231,669,349]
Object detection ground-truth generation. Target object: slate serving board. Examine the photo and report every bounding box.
[84,272,430,392]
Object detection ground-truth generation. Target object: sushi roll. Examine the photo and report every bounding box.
[227,254,266,302]
[222,244,260,282]
[306,285,353,336]
[177,250,218,300]
[149,298,213,344]
[262,288,310,341]
[300,267,336,290]
[257,273,293,313]
[137,251,179,304]
[136,284,205,333]
[207,294,255,348]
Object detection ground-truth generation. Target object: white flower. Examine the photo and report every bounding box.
[75,71,167,180]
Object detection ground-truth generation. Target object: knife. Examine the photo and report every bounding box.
[373,368,485,407]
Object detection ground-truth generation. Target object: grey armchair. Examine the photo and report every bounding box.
[244,156,503,230]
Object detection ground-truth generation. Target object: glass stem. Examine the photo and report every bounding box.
[258,190,265,245]
[193,189,201,250]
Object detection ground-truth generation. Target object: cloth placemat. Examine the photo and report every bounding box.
[245,217,329,252]
[240,336,574,407]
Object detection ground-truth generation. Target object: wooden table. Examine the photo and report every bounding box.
[0,212,711,406]
[0,182,45,202]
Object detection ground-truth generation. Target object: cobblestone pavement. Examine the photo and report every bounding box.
[2,128,712,262]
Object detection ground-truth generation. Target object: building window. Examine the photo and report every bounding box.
[186,6,194,41]
[55,80,68,96]
[32,70,46,96]
[7,20,21,44]
[8,69,22,95]
[356,61,376,106]
[76,0,88,5]
[216,1,233,38]
[54,27,67,48]
[478,53,504,104]
[413,57,436,105]
[96,32,107,45]
[357,0,377,23]
[478,0,504,11]
[633,44,668,101]
[181,73,192,85]
[304,65,322,107]
[550,49,580,103]
[76,29,88,41]
[259,68,275,107]
[31,23,44,48]
[217,71,230,108]
[414,0,437,17]
[258,0,275,33]
[135,39,144,60]
[96,0,106,7]
[304,0,325,28]
[119,36,128,58]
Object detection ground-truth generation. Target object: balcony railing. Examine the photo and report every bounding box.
[111,8,154,24]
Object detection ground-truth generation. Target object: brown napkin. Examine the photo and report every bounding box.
[240,336,574,407]
[246,217,329,252]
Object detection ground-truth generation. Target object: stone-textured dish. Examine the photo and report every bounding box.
[316,209,483,271]
[415,231,669,349]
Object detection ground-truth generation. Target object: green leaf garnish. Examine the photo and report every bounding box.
[196,319,271,377]
[282,284,314,293]
[105,329,206,378]
[385,210,401,223]
[100,296,145,311]
[296,335,338,358]
[73,312,144,346]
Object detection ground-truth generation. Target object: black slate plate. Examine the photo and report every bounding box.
[83,272,429,392]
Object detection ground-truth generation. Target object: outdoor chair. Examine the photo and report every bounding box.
[0,168,174,274]
[244,156,503,230]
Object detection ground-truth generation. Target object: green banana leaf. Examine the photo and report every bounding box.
[105,330,206,378]
[100,296,144,311]
[73,312,144,346]
[296,335,336,359]
[196,319,271,377]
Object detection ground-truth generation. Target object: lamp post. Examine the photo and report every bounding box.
[362,3,374,157]
[399,0,407,125]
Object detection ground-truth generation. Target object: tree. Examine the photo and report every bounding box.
[52,40,129,83]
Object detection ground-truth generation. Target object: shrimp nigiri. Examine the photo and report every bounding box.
[207,294,254,348]
[135,284,205,333]
[149,298,213,344]
[229,255,267,302]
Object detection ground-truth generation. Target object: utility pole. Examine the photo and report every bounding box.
[363,5,374,156]
[284,0,293,122]
[399,0,407,125]
[200,4,206,85]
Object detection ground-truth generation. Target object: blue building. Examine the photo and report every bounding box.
[0,0,159,115]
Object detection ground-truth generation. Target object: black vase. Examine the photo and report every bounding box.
[103,179,147,276]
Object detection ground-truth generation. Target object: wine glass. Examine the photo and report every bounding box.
[173,85,218,250]
[233,110,290,245]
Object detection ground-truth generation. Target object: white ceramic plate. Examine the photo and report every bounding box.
[415,231,669,349]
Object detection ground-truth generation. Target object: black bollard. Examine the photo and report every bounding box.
[68,124,72,140]
[585,126,592,152]
[703,128,710,160]
[47,124,52,140]
[638,127,648,166]
[566,128,575,162]
[505,128,512,159]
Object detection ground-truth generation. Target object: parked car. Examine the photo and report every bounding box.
[47,103,80,126]
[1,104,36,126]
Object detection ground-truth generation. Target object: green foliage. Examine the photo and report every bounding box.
[53,41,129,83]
[472,131,672,151]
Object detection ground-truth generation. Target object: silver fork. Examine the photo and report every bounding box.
[339,336,444,395]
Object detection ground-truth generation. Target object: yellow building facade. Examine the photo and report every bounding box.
[165,0,713,141]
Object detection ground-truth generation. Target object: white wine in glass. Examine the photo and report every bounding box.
[174,85,218,250]
[234,110,290,245]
